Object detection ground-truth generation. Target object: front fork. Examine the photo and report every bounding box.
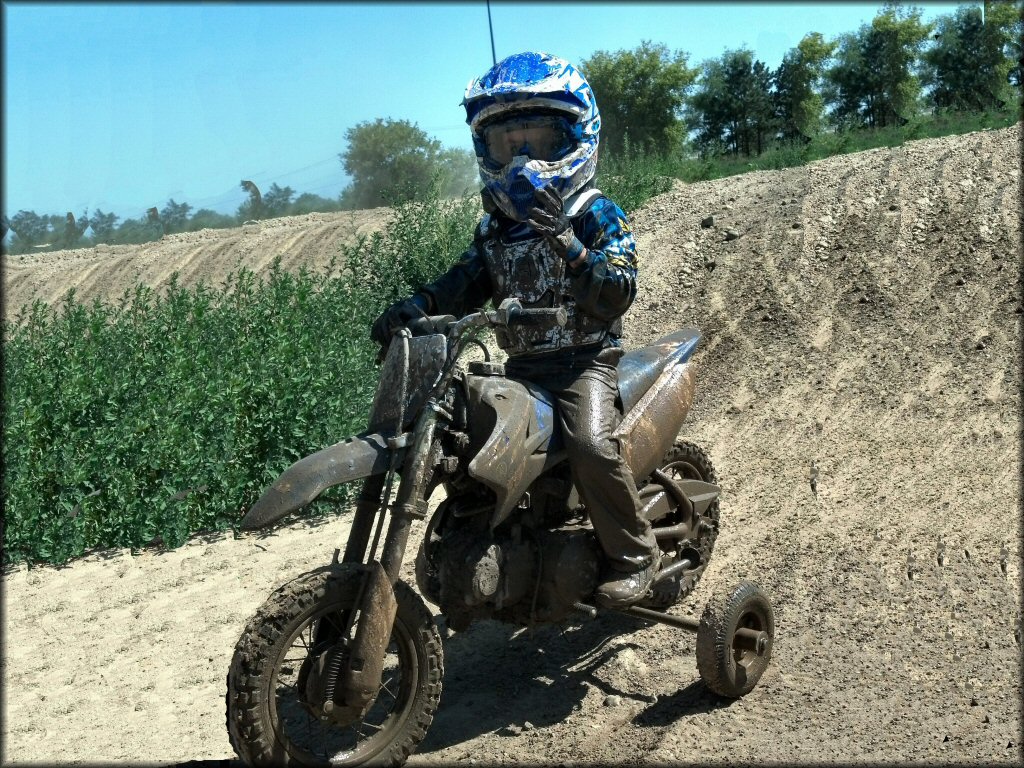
[331,402,440,716]
[342,403,439,576]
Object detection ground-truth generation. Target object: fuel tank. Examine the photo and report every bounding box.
[463,372,565,525]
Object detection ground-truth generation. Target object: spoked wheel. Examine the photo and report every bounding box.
[696,580,774,698]
[226,564,442,767]
[642,441,720,609]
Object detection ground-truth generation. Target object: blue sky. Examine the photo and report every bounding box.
[3,2,961,222]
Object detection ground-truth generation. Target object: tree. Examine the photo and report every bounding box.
[686,59,730,157]
[436,147,479,198]
[8,210,49,250]
[288,192,341,216]
[237,180,264,221]
[111,213,162,245]
[188,208,237,231]
[159,199,192,235]
[88,210,120,243]
[774,33,837,142]
[580,41,698,157]
[261,183,296,218]
[922,2,1023,112]
[39,214,65,250]
[59,210,89,248]
[825,3,933,129]
[686,48,776,157]
[340,118,455,209]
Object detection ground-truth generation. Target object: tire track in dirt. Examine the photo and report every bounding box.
[622,124,1020,764]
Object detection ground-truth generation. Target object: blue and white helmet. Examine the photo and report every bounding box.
[463,51,601,222]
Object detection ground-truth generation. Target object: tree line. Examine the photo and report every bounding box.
[2,185,346,254]
[1,119,477,256]
[3,1,1019,256]
[587,1,1020,159]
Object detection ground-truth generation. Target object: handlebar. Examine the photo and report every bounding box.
[380,298,568,400]
[404,315,457,336]
[404,298,566,341]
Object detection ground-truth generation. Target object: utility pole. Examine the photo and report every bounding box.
[486,0,497,66]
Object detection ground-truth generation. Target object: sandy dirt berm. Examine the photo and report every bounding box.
[2,125,1021,766]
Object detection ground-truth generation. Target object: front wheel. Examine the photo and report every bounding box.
[226,564,443,767]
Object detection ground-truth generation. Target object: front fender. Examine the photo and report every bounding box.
[240,433,399,530]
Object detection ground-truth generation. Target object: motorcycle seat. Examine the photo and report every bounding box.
[617,328,701,414]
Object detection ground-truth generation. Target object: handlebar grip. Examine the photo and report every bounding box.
[405,315,457,336]
[506,306,567,328]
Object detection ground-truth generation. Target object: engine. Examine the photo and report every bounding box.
[423,512,602,631]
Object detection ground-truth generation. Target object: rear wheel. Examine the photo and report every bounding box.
[642,441,720,609]
[226,564,442,766]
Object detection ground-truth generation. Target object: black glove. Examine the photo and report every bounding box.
[370,294,429,346]
[525,185,586,264]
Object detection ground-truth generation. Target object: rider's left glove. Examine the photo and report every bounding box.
[525,186,587,268]
[371,294,430,347]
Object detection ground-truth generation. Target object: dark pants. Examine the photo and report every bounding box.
[506,346,657,573]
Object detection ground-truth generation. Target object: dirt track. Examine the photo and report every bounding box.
[1,208,393,321]
[2,124,1021,765]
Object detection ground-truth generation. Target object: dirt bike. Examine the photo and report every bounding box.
[226,298,775,766]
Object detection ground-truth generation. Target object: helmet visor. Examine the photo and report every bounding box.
[480,114,576,167]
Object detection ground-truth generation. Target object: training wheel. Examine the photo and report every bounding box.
[695,580,774,697]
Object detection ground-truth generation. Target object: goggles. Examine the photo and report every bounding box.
[479,113,578,168]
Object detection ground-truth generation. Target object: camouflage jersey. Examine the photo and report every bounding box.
[420,189,638,359]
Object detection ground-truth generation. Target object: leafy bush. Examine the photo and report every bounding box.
[663,108,1020,183]
[2,185,479,566]
[599,140,677,213]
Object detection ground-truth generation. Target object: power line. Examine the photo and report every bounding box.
[7,129,473,220]
[245,154,341,186]
[11,124,466,221]
[116,154,348,217]
[184,154,342,207]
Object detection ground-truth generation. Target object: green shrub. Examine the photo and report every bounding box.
[2,185,479,566]
[662,109,1020,184]
[599,140,678,213]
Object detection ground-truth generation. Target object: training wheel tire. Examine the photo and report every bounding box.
[695,580,774,698]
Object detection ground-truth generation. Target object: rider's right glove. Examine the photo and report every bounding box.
[525,185,587,268]
[370,294,430,347]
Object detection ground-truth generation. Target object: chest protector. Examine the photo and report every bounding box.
[479,205,620,357]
